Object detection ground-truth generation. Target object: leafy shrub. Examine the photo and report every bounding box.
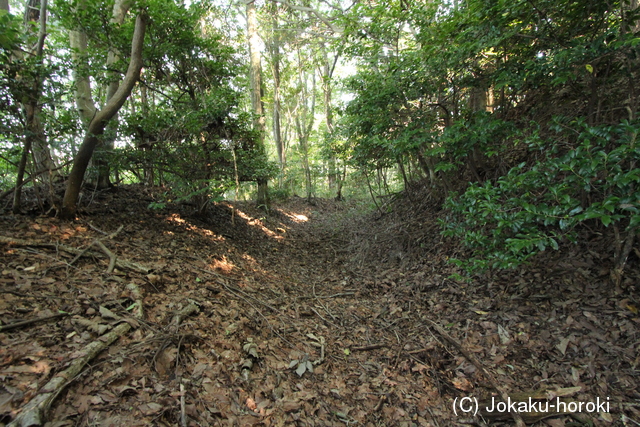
[441,117,640,272]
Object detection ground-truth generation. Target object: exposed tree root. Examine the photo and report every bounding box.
[424,318,527,427]
[0,234,149,273]
[8,283,145,427]
[0,312,69,333]
[8,322,134,427]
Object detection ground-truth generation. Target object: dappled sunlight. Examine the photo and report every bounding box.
[209,256,234,274]
[280,209,309,223]
[8,360,52,375]
[230,207,285,240]
[164,213,225,241]
[241,253,257,263]
[166,213,186,224]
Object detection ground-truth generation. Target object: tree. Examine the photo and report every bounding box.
[60,11,146,219]
[265,1,285,185]
[2,0,59,213]
[246,0,270,209]
[290,46,317,200]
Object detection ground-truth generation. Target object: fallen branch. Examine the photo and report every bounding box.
[424,318,526,427]
[95,240,116,273]
[351,344,387,352]
[0,312,69,332]
[206,280,279,313]
[171,302,199,327]
[180,382,187,427]
[8,283,144,427]
[299,292,355,299]
[0,235,149,274]
[8,322,133,427]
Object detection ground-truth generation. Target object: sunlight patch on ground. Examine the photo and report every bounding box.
[164,214,225,241]
[281,211,309,223]
[209,256,234,274]
[166,214,186,224]
[232,208,285,240]
[241,253,257,264]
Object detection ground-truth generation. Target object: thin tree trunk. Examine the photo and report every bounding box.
[13,0,50,212]
[268,3,285,186]
[60,13,147,219]
[335,162,345,201]
[319,45,339,194]
[12,126,32,213]
[246,0,270,209]
[96,0,133,190]
[294,52,316,201]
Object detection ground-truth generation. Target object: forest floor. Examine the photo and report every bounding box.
[1,184,639,427]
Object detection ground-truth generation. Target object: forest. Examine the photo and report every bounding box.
[1,0,639,426]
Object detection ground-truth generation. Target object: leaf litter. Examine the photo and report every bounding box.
[0,185,638,426]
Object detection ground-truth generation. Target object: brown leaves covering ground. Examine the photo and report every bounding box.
[0,185,639,426]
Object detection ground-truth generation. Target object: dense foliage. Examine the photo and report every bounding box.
[338,0,640,277]
[1,0,273,213]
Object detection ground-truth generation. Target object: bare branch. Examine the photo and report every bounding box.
[269,0,343,33]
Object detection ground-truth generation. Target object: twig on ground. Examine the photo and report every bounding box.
[8,322,134,427]
[373,395,386,412]
[0,235,149,273]
[424,318,526,427]
[351,344,387,352]
[7,283,145,427]
[0,312,69,332]
[95,240,116,273]
[180,382,187,427]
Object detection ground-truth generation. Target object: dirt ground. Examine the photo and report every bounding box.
[1,185,639,426]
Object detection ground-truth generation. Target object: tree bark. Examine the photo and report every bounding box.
[60,12,147,219]
[268,5,285,185]
[69,28,97,125]
[246,0,270,209]
[294,54,316,201]
[96,0,133,189]
[319,45,339,195]
[13,0,52,212]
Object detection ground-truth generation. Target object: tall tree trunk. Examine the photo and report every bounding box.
[96,0,133,189]
[13,0,51,212]
[27,0,57,178]
[319,45,339,195]
[60,12,146,219]
[268,2,285,187]
[137,82,155,185]
[335,163,345,201]
[295,116,312,200]
[246,0,270,209]
[294,58,316,201]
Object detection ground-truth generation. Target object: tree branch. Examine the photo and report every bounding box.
[268,0,343,33]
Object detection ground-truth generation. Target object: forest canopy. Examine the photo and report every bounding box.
[1,0,639,279]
